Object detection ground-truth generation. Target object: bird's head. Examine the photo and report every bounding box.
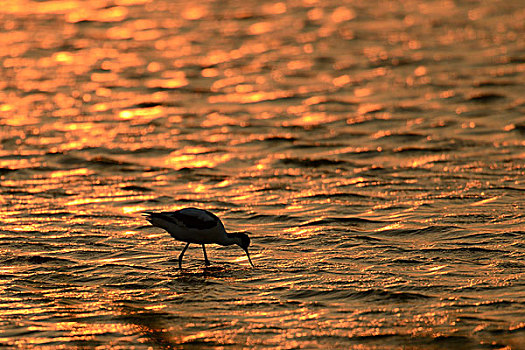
[230,231,254,267]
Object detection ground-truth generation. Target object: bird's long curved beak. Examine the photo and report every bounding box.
[244,248,255,268]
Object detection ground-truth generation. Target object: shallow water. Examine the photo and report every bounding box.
[1,0,524,348]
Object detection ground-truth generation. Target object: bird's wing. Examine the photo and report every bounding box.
[162,208,220,230]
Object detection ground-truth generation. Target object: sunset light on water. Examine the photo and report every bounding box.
[1,0,524,348]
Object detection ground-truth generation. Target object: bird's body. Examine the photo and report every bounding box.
[143,208,254,268]
[146,208,228,244]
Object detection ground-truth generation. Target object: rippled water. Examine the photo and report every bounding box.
[1,0,524,348]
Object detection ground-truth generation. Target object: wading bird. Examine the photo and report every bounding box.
[143,208,254,269]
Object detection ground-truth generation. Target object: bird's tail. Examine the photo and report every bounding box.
[142,211,155,222]
[142,211,172,231]
[142,211,162,225]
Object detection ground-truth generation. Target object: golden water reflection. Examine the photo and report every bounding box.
[1,0,524,348]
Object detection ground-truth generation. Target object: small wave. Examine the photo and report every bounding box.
[128,147,173,155]
[416,335,483,348]
[393,146,454,154]
[299,192,369,200]
[286,288,432,302]
[121,185,153,192]
[30,211,74,217]
[0,167,16,175]
[373,132,426,141]
[387,257,426,265]
[474,80,516,87]
[301,217,383,227]
[2,255,74,265]
[351,289,433,302]
[130,102,163,108]
[453,299,524,310]
[376,225,460,236]
[259,135,298,142]
[422,247,506,254]
[341,234,383,243]
[279,157,351,168]
[513,122,525,134]
[467,92,506,103]
[88,156,133,166]
[493,261,525,268]
[246,214,299,223]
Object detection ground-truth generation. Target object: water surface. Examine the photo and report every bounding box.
[1,0,524,348]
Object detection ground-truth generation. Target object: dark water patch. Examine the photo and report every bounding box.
[328,237,374,250]
[513,122,525,134]
[422,247,506,255]
[442,213,496,224]
[348,234,383,243]
[492,185,525,192]
[300,217,382,227]
[127,146,173,155]
[262,135,298,142]
[180,339,224,347]
[0,167,17,175]
[2,255,75,265]
[411,335,495,350]
[474,80,517,87]
[7,165,57,173]
[377,225,461,237]
[131,102,163,108]
[387,257,428,265]
[54,154,90,165]
[0,229,42,239]
[177,166,214,172]
[374,132,427,141]
[508,56,525,63]
[315,97,358,106]
[445,231,519,242]
[393,145,455,154]
[145,85,187,93]
[245,213,299,224]
[70,274,119,285]
[2,189,36,196]
[492,261,525,269]
[29,211,74,218]
[348,333,397,342]
[38,189,76,198]
[103,280,166,291]
[286,288,433,303]
[64,339,105,349]
[120,185,152,192]
[240,136,298,148]
[233,300,304,310]
[167,269,248,282]
[253,235,289,245]
[87,156,137,168]
[289,142,347,150]
[466,92,506,103]
[300,192,370,200]
[391,104,426,112]
[278,157,351,168]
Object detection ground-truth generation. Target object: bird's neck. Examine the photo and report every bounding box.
[222,232,240,246]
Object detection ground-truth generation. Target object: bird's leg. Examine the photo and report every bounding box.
[178,243,190,269]
[202,244,211,266]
